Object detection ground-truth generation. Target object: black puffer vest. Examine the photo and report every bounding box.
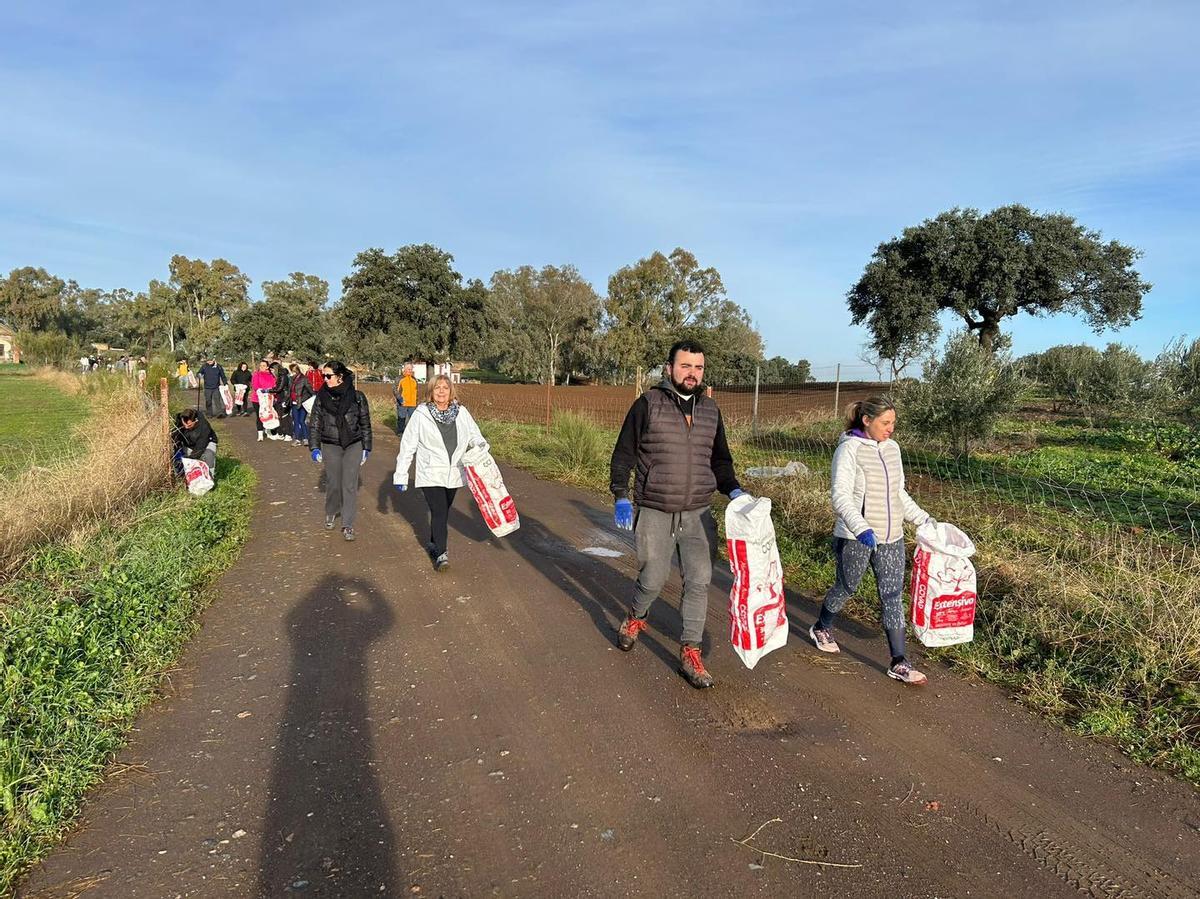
[635,384,719,513]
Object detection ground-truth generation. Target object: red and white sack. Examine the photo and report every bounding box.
[219,384,234,415]
[725,494,788,669]
[257,389,279,430]
[180,458,214,496]
[461,440,519,537]
[233,384,247,407]
[910,520,977,647]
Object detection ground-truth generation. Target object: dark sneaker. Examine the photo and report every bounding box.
[617,615,649,651]
[342,527,355,542]
[679,644,714,689]
[434,553,449,571]
[324,515,336,530]
[887,660,928,685]
[424,541,436,558]
[809,624,840,654]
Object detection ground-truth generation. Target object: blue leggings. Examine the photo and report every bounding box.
[818,538,908,660]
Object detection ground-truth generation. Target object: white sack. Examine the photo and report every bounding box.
[910,520,977,647]
[725,494,788,669]
[180,458,214,496]
[461,440,519,537]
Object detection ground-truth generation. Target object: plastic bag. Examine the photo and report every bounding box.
[180,458,214,496]
[219,384,234,415]
[725,494,788,669]
[461,440,519,537]
[257,389,280,431]
[233,384,247,407]
[910,520,977,647]
[744,461,809,479]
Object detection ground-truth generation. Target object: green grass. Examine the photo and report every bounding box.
[0,373,90,478]
[0,456,256,891]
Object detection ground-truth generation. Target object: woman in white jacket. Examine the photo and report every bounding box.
[809,396,934,685]
[393,375,486,571]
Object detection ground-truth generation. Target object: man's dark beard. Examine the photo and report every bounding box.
[669,374,700,397]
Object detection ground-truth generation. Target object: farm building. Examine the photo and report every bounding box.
[0,321,19,363]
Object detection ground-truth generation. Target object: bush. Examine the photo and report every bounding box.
[13,332,79,369]
[900,331,1025,458]
[549,411,608,477]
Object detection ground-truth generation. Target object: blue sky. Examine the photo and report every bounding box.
[1,1,1197,371]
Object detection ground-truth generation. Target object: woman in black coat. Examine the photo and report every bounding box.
[308,361,373,541]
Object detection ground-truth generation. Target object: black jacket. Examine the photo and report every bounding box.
[230,367,252,387]
[173,413,218,459]
[610,383,740,510]
[198,363,227,389]
[291,375,314,405]
[309,388,373,452]
[272,369,291,408]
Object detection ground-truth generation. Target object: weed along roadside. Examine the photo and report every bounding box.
[477,409,1200,787]
[0,376,256,892]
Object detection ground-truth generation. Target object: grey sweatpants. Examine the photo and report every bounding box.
[630,506,717,646]
[819,538,907,658]
[323,441,362,529]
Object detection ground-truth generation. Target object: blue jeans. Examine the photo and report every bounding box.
[395,403,414,435]
[292,406,309,442]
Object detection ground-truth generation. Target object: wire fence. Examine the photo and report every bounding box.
[361,367,1200,543]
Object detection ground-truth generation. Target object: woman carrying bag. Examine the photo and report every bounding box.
[289,363,314,446]
[309,361,373,542]
[250,360,277,440]
[230,362,253,415]
[809,396,934,685]
[392,374,486,572]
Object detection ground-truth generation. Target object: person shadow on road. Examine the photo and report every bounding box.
[258,575,397,896]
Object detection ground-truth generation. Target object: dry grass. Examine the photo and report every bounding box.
[0,372,171,578]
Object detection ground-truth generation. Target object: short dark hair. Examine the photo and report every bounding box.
[667,339,705,365]
[179,408,199,423]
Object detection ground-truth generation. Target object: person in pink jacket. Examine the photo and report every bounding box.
[250,360,277,441]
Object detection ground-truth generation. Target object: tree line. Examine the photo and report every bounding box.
[0,247,812,386]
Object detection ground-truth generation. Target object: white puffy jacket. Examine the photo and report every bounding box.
[393,403,486,489]
[830,431,929,544]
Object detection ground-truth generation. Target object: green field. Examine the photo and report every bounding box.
[0,372,89,478]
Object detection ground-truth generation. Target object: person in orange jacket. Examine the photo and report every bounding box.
[392,362,419,436]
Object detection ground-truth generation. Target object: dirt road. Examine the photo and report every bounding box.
[20,418,1200,898]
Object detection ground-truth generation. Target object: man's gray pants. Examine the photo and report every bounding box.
[322,442,362,529]
[630,506,717,646]
[204,386,222,416]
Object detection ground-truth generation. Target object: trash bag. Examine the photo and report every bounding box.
[233,384,247,408]
[180,458,214,496]
[219,384,234,415]
[186,373,198,389]
[461,440,519,537]
[725,494,788,669]
[744,460,809,479]
[910,520,977,647]
[257,389,280,431]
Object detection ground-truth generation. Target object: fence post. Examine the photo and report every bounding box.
[635,366,642,398]
[752,364,761,437]
[545,378,552,429]
[159,377,171,474]
[832,362,841,416]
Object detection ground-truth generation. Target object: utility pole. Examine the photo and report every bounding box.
[832,363,841,416]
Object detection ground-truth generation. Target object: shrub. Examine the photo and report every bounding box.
[549,411,608,477]
[900,332,1025,458]
[13,332,78,369]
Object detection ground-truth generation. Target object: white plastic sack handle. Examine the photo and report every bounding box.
[916,520,976,558]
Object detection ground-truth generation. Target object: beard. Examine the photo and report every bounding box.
[669,372,700,396]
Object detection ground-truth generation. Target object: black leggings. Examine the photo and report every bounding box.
[421,487,458,556]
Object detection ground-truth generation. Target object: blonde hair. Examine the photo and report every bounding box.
[424,374,458,404]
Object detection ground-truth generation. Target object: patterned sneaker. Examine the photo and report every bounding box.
[887,660,928,685]
[324,515,336,530]
[809,625,840,654]
[617,616,649,651]
[342,527,355,542]
[434,553,449,571]
[679,644,714,689]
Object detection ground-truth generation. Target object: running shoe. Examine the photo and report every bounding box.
[887,660,928,685]
[809,625,840,653]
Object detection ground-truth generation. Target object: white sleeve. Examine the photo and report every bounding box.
[830,442,871,536]
[896,447,931,526]
[394,413,419,485]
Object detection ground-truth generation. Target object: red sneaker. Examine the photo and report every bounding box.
[618,616,648,651]
[679,644,714,689]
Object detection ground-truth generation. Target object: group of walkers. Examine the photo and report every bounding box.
[182,338,935,691]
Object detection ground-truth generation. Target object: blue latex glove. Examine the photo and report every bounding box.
[729,488,746,500]
[311,449,322,464]
[172,449,184,464]
[395,482,407,492]
[614,498,634,530]
[361,449,370,466]
[856,529,877,548]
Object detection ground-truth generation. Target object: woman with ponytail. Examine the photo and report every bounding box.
[809,396,934,685]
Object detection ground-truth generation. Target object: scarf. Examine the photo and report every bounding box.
[319,379,357,446]
[425,400,460,425]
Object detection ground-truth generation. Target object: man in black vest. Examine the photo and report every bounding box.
[609,339,746,688]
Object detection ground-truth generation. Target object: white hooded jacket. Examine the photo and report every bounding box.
[830,431,929,544]
[393,403,486,489]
